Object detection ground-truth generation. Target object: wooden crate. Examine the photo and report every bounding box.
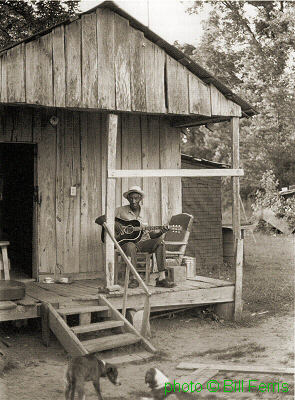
[167,265,186,283]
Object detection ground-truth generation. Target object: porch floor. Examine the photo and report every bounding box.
[0,276,234,322]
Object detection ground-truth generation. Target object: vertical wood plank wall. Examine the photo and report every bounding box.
[35,108,57,273]
[118,114,182,223]
[159,119,182,223]
[141,116,161,226]
[0,106,181,278]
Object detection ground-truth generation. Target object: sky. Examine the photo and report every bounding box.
[79,0,210,46]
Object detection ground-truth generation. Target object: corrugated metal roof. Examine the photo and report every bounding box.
[0,0,258,117]
[181,154,230,169]
[279,188,295,197]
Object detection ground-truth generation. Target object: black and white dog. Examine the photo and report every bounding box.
[143,367,197,399]
[65,353,121,400]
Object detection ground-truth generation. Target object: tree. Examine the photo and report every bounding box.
[0,0,80,50]
[181,1,295,193]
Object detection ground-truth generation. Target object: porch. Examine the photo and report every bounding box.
[0,276,234,322]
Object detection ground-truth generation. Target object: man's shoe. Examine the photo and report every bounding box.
[155,278,175,288]
[128,278,139,288]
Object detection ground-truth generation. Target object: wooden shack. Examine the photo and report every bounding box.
[0,1,258,347]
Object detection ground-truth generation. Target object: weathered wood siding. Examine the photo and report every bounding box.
[0,8,241,118]
[210,84,241,116]
[0,106,181,278]
[189,72,211,116]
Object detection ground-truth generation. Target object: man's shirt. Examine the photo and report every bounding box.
[115,205,151,241]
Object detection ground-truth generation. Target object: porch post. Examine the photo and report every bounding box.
[230,116,241,244]
[230,116,243,322]
[105,113,118,290]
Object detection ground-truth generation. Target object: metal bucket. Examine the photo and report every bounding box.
[182,256,196,278]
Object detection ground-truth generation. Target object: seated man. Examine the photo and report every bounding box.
[116,186,175,288]
[96,186,175,289]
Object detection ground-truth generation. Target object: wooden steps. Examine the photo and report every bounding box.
[71,320,124,334]
[43,294,156,358]
[103,350,155,365]
[82,332,141,353]
[58,305,109,316]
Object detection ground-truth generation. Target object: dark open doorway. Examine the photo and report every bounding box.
[0,143,35,278]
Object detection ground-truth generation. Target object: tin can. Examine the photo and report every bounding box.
[182,256,196,278]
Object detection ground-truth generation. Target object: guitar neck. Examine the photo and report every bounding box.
[143,225,164,231]
[115,218,182,235]
[130,225,165,232]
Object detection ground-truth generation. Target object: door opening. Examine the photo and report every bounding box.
[0,143,35,279]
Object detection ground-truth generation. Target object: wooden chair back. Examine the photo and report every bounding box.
[164,213,194,265]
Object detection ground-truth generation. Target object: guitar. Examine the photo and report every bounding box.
[101,217,182,246]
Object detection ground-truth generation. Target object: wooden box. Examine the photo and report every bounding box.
[167,265,187,283]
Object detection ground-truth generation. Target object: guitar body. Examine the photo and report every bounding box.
[115,218,143,246]
[100,217,181,246]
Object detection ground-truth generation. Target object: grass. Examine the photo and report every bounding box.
[197,232,294,316]
[242,233,294,315]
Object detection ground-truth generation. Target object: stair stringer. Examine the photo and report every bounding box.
[46,301,88,357]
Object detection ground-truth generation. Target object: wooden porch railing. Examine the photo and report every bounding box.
[102,222,151,337]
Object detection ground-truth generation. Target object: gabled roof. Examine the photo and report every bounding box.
[0,0,258,118]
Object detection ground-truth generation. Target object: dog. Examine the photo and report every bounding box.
[65,353,121,400]
[143,367,197,399]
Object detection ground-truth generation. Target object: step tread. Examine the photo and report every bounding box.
[71,320,124,334]
[103,351,155,365]
[82,332,141,353]
[58,305,109,316]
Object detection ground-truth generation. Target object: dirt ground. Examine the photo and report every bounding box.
[0,233,294,399]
